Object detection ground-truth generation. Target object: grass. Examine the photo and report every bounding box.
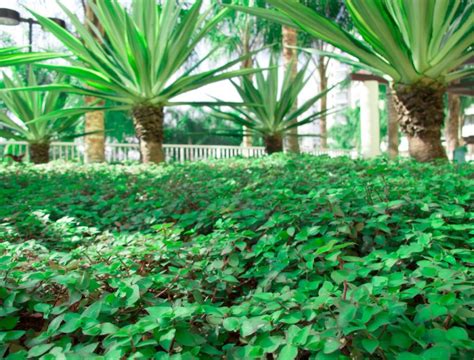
[0,155,473,359]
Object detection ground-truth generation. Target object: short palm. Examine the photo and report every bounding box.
[212,57,336,154]
[0,71,85,164]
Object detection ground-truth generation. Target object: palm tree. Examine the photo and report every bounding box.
[211,57,337,154]
[24,0,261,164]
[232,0,473,162]
[0,71,89,164]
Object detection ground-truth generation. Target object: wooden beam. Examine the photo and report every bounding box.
[350,73,388,84]
[447,88,474,96]
[351,73,473,96]
[447,81,474,96]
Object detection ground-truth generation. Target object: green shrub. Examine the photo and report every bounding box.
[0,155,473,359]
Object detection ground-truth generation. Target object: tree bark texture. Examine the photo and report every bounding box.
[29,142,50,164]
[446,93,461,159]
[387,88,399,159]
[264,134,283,154]
[85,97,105,163]
[394,82,447,162]
[84,0,106,163]
[282,25,300,153]
[318,58,328,150]
[132,105,165,164]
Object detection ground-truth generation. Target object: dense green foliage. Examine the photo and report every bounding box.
[0,156,473,359]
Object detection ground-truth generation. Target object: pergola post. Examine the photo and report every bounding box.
[360,80,381,158]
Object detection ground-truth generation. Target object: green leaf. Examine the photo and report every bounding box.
[241,317,268,337]
[323,338,341,354]
[415,304,448,323]
[28,343,55,358]
[280,312,303,325]
[0,316,19,330]
[396,353,423,360]
[59,316,82,333]
[447,327,468,342]
[361,338,379,354]
[223,317,241,332]
[278,344,298,360]
[255,334,284,353]
[160,329,176,351]
[0,330,25,342]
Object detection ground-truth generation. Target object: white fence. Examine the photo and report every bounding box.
[2,141,472,163]
[0,141,269,163]
[0,141,359,163]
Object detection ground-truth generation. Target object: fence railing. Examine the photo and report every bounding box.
[3,141,473,163]
[0,141,361,163]
[0,141,270,163]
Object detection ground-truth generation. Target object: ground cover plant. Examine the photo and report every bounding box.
[0,155,473,359]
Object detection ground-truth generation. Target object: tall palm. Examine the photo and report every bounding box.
[0,71,89,164]
[211,57,337,154]
[24,0,261,163]
[232,0,473,162]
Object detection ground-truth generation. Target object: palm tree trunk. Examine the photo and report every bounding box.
[84,0,105,163]
[132,105,165,164]
[29,142,50,164]
[318,58,328,150]
[282,25,300,153]
[394,81,447,162]
[446,93,460,160]
[264,134,283,154]
[85,97,105,163]
[387,88,399,159]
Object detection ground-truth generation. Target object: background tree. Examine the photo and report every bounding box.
[281,20,300,153]
[165,107,241,146]
[300,0,349,150]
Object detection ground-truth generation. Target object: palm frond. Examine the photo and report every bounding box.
[29,0,265,107]
[236,0,474,85]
